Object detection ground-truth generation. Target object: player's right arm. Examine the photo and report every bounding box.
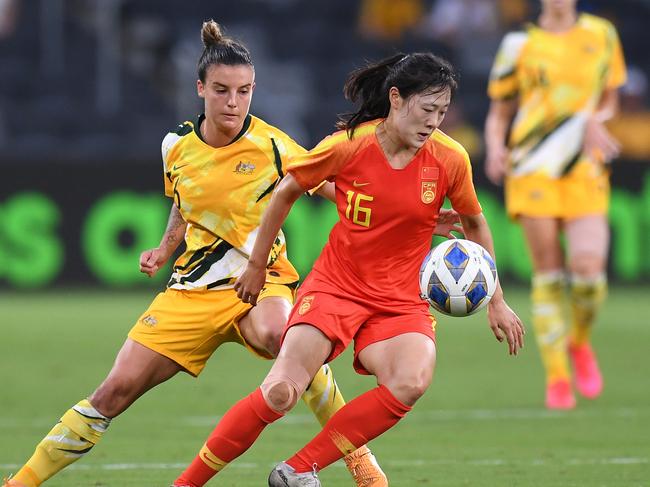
[583,88,621,164]
[236,130,353,303]
[484,99,517,185]
[485,31,526,185]
[139,127,189,278]
[235,174,304,304]
[139,204,187,277]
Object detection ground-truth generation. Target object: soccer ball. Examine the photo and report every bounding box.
[419,238,498,317]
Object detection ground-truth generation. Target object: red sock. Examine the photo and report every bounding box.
[287,385,411,473]
[174,388,283,486]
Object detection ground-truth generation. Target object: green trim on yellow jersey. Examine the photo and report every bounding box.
[161,113,303,291]
[193,113,253,146]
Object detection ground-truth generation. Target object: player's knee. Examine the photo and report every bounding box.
[257,325,284,357]
[90,376,138,418]
[261,380,299,413]
[386,374,431,406]
[569,255,604,278]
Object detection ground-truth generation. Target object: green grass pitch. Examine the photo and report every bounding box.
[1,287,649,486]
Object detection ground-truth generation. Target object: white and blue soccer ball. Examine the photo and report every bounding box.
[419,239,498,317]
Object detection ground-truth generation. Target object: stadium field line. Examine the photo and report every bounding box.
[1,457,648,472]
[183,405,647,426]
[1,406,647,429]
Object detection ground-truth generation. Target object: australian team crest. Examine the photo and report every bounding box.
[233,161,255,175]
[140,314,158,327]
[421,181,436,204]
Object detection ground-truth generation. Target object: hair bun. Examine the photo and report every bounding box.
[201,20,225,48]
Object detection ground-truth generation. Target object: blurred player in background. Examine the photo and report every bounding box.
[4,20,388,487]
[173,52,524,487]
[484,0,626,409]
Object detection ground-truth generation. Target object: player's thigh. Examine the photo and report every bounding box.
[261,324,333,407]
[128,288,249,376]
[505,175,563,219]
[518,216,564,272]
[358,332,436,405]
[238,284,294,357]
[273,323,333,374]
[564,214,609,276]
[107,338,182,385]
[560,165,610,219]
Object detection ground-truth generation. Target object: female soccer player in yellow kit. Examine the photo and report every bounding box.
[485,0,626,409]
[4,20,392,487]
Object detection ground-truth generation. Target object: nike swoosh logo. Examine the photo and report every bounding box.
[201,451,222,469]
[352,180,370,187]
[172,162,191,171]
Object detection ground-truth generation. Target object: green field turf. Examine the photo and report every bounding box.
[2,287,649,486]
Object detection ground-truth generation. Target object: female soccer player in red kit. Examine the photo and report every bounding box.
[173,52,525,487]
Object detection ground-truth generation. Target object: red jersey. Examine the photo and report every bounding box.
[287,119,482,308]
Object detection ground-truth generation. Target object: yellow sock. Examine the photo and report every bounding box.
[569,274,607,346]
[13,399,111,486]
[301,364,346,426]
[531,272,570,384]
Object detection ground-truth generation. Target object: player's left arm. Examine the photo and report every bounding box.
[584,88,621,163]
[460,212,525,356]
[584,21,627,163]
[445,135,523,353]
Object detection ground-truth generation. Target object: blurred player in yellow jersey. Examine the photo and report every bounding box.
[484,0,626,409]
[3,20,391,487]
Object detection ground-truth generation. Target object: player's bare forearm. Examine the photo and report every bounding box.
[461,212,524,353]
[592,88,619,123]
[248,174,304,269]
[460,213,504,301]
[484,99,517,152]
[484,99,517,184]
[459,213,494,255]
[159,204,187,259]
[236,175,303,304]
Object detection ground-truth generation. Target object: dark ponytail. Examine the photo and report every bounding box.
[198,20,253,82]
[337,52,458,137]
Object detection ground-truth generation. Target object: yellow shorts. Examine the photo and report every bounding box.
[128,284,295,376]
[505,166,610,220]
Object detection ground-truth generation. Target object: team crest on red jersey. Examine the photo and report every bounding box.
[298,295,315,315]
[421,181,436,204]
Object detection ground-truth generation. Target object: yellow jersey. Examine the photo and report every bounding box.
[161,114,304,290]
[488,13,626,178]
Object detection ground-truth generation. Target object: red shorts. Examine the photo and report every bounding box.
[285,288,436,375]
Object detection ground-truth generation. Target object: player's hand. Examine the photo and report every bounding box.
[434,208,464,238]
[139,247,169,277]
[234,262,266,306]
[485,144,509,186]
[486,298,525,355]
[584,117,621,164]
